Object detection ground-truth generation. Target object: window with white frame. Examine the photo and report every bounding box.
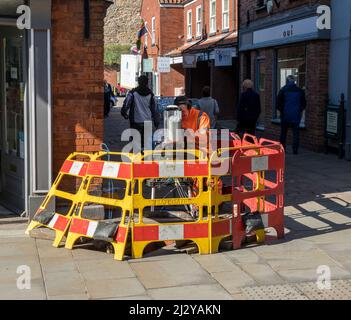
[145,22,148,48]
[187,10,192,40]
[151,17,156,45]
[222,0,229,31]
[196,6,202,37]
[210,0,216,34]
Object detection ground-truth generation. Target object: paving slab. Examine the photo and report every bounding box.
[237,263,284,285]
[148,284,233,300]
[77,259,135,280]
[40,256,79,274]
[130,255,216,289]
[0,278,46,300]
[296,279,351,300]
[276,266,351,282]
[106,295,152,300]
[211,268,256,294]
[241,283,308,300]
[44,271,87,297]
[85,277,146,299]
[224,249,263,264]
[193,254,237,273]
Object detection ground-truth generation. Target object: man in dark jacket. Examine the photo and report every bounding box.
[237,79,261,136]
[121,75,160,151]
[104,80,113,118]
[277,75,307,154]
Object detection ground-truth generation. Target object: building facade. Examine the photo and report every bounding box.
[140,0,238,119]
[140,0,186,97]
[0,0,111,217]
[239,0,331,151]
[329,0,351,160]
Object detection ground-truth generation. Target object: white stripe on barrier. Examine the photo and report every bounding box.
[87,221,98,237]
[159,225,184,240]
[70,162,84,175]
[229,218,233,235]
[48,214,59,228]
[101,162,120,178]
[261,214,269,228]
[251,156,268,172]
[159,162,184,177]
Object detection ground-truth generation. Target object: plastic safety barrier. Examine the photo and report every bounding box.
[64,152,134,261]
[231,136,285,249]
[131,149,233,259]
[25,153,93,247]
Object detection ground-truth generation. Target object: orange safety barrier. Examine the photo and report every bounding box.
[231,136,285,249]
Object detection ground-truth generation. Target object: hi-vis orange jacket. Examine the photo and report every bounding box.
[181,108,210,132]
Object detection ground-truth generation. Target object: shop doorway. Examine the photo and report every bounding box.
[0,26,26,214]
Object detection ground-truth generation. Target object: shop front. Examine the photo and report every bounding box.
[0,1,52,215]
[183,32,238,120]
[239,7,330,151]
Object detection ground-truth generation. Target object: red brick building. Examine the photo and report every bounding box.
[140,0,186,96]
[140,0,239,119]
[0,0,111,217]
[239,0,331,151]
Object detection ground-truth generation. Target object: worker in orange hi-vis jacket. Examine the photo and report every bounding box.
[173,96,211,155]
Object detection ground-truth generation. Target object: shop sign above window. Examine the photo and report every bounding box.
[253,16,318,46]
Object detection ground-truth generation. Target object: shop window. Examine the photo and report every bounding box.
[274,45,306,127]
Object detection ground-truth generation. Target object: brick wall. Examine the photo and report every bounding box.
[52,0,109,176]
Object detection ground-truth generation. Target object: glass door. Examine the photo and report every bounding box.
[0,27,25,213]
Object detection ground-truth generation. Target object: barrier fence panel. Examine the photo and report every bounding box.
[64,152,134,261]
[231,137,285,249]
[25,135,285,260]
[25,153,93,247]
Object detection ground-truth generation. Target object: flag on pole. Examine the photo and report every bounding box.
[137,20,148,39]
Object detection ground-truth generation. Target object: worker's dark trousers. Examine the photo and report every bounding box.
[130,122,153,152]
[280,121,300,153]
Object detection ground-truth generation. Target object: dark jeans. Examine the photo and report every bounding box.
[280,120,300,153]
[130,122,153,151]
[237,123,256,141]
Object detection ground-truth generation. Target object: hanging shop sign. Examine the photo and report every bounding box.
[157,57,171,73]
[143,58,154,73]
[183,54,197,68]
[214,48,233,66]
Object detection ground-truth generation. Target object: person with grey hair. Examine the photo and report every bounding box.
[236,79,261,136]
[277,75,306,155]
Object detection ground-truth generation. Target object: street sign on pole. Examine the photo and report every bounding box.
[157,57,171,73]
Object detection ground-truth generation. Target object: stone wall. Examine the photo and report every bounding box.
[104,0,142,46]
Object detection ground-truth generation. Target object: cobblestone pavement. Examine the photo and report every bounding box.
[1,100,351,300]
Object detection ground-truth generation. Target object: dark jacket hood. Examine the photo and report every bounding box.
[134,86,153,96]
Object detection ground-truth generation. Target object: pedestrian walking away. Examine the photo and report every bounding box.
[198,86,220,129]
[277,75,307,155]
[121,75,160,151]
[104,80,113,118]
[236,79,261,137]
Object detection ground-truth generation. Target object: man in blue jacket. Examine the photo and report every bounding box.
[277,75,307,155]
